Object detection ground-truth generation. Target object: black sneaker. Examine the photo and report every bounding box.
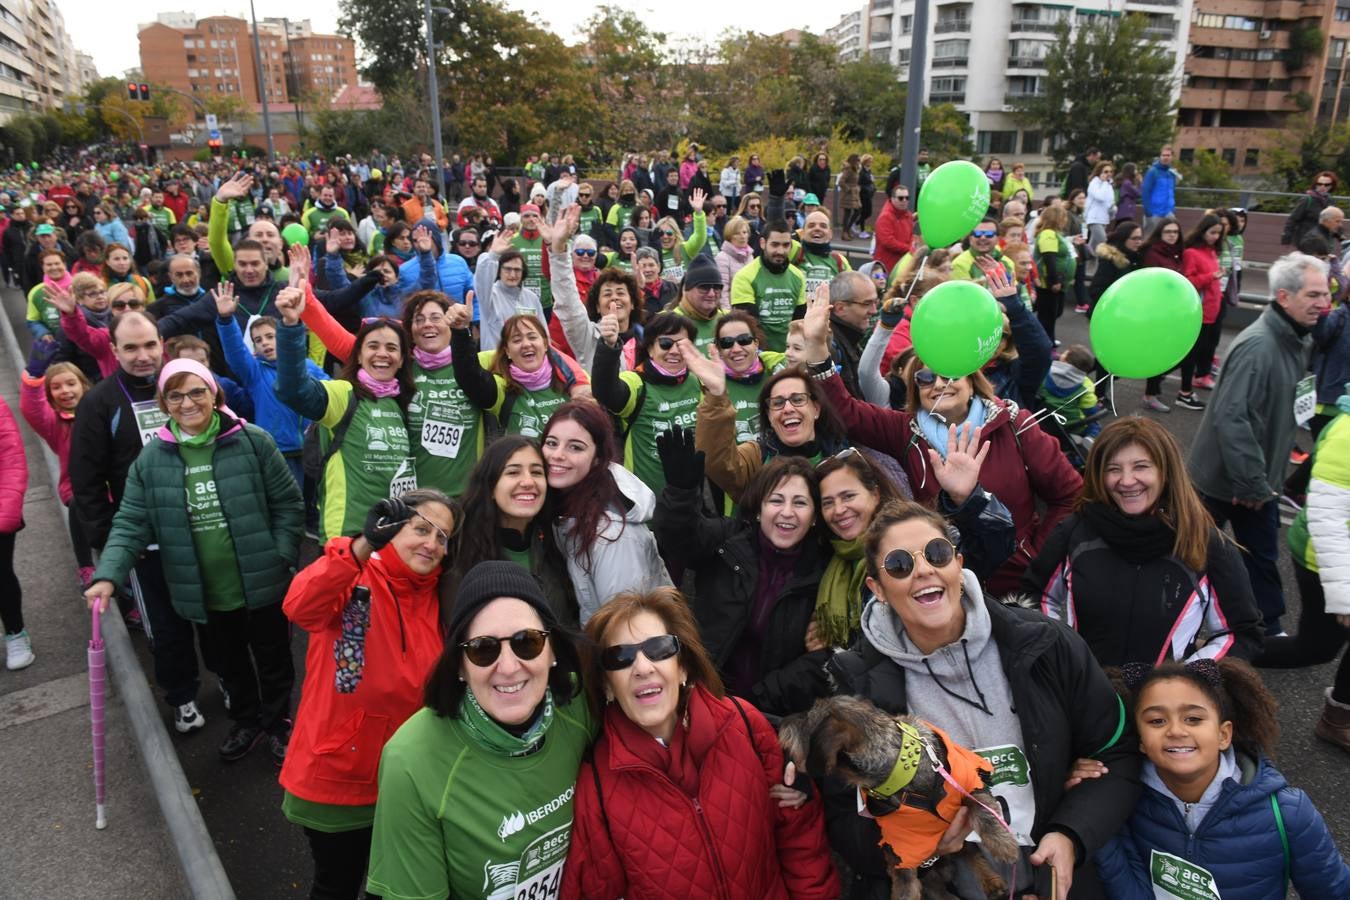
[218,725,265,762]
[268,719,293,767]
[1175,392,1206,410]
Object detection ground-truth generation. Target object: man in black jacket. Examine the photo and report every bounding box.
[826,270,877,399]
[1065,148,1101,196]
[68,312,207,734]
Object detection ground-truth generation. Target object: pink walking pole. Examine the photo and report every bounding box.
[89,604,107,829]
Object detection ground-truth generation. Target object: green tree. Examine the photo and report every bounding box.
[579,7,680,156]
[1012,14,1176,167]
[832,56,908,145]
[1178,149,1239,209]
[1267,116,1350,192]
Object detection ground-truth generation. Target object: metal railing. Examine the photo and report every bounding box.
[1174,185,1350,213]
[935,20,970,32]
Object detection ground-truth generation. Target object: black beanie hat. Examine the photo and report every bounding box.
[445,560,556,636]
[682,254,721,290]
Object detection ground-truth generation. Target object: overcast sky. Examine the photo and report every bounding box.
[69,0,849,81]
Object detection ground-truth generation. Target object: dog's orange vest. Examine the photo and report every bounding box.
[872,722,995,869]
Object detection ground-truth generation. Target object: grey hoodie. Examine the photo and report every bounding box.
[859,569,1037,844]
[1047,359,1088,391]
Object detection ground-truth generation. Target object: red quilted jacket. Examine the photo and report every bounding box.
[560,686,838,900]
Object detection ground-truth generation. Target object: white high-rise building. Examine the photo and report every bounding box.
[826,7,869,62]
[867,0,1192,185]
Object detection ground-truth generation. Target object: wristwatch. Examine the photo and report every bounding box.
[807,358,835,380]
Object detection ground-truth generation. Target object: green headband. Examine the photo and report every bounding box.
[869,721,925,798]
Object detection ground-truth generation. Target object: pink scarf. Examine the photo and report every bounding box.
[357,369,401,398]
[649,358,687,378]
[510,361,553,391]
[413,346,453,369]
[43,271,73,295]
[723,355,763,378]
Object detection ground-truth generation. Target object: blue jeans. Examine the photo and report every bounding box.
[1202,494,1284,634]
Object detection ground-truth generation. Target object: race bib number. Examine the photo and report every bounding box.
[735,413,760,444]
[132,400,168,447]
[662,263,685,283]
[420,401,466,458]
[1150,850,1221,899]
[1295,375,1316,426]
[975,745,1031,787]
[389,457,417,498]
[666,195,680,211]
[805,276,827,297]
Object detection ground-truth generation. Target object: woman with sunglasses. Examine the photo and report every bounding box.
[448,226,480,272]
[1283,170,1338,250]
[561,587,837,899]
[592,312,704,497]
[274,279,420,541]
[99,242,154,300]
[86,358,304,764]
[714,312,785,442]
[58,197,92,242]
[540,401,670,624]
[548,205,644,372]
[654,188,708,284]
[800,293,1081,594]
[368,561,592,900]
[92,200,132,250]
[823,500,1140,900]
[1024,417,1263,668]
[452,436,576,625]
[281,490,458,900]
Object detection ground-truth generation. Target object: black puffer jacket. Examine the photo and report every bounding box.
[654,482,830,718]
[825,597,1141,899]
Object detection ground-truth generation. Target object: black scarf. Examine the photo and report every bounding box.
[1080,501,1176,563]
[1272,301,1311,338]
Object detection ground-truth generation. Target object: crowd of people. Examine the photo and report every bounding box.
[0,143,1347,900]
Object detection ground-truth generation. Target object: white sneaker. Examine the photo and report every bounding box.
[5,630,33,670]
[174,701,205,733]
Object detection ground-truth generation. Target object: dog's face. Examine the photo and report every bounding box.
[780,696,918,787]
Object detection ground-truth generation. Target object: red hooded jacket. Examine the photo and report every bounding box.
[873,202,915,273]
[561,686,838,900]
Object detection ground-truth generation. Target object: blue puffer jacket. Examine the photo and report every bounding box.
[1096,754,1350,899]
[1312,304,1350,408]
[1141,161,1178,217]
[394,230,470,301]
[216,315,328,454]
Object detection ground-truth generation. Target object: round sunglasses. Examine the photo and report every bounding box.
[601,634,681,671]
[882,537,957,578]
[459,628,550,667]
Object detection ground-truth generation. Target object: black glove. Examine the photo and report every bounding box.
[768,169,788,198]
[656,424,705,491]
[362,497,413,551]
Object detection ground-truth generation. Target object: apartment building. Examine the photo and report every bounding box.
[826,7,869,61]
[137,13,356,114]
[0,0,90,121]
[1177,0,1350,174]
[867,0,1191,185]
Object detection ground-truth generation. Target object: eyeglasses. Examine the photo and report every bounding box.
[412,313,446,326]
[654,336,680,350]
[893,195,909,202]
[768,392,811,411]
[692,283,723,294]
[882,537,957,578]
[111,299,143,311]
[499,265,524,275]
[817,446,860,468]
[913,368,956,387]
[574,248,597,258]
[460,629,551,667]
[457,240,479,248]
[164,386,211,407]
[601,634,681,671]
[971,229,997,238]
[716,332,756,349]
[578,193,592,199]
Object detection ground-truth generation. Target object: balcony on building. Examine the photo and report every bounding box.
[930,92,966,103]
[870,0,894,15]
[936,4,972,33]
[870,34,892,50]
[1010,5,1069,32]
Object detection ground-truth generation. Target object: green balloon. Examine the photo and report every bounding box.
[1090,268,1202,378]
[910,280,1005,378]
[916,160,991,248]
[282,223,309,247]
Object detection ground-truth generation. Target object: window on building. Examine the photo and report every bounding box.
[901,14,912,33]
[1244,148,1260,167]
[977,131,1019,154]
[1221,148,1237,165]
[1179,148,1195,163]
[1337,5,1350,21]
[933,39,969,66]
[1022,130,1043,154]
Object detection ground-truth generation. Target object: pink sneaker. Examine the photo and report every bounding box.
[1193,375,1216,390]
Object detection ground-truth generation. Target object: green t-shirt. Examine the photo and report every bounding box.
[725,352,785,443]
[511,233,553,309]
[178,440,245,612]
[476,350,572,439]
[617,373,704,495]
[25,284,61,336]
[730,259,807,353]
[792,244,851,298]
[577,207,603,239]
[365,696,595,900]
[407,361,483,497]
[1035,228,1076,286]
[670,305,722,355]
[317,382,415,542]
[146,204,176,234]
[281,790,376,833]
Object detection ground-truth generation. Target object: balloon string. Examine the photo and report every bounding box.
[1017,374,1114,435]
[898,254,928,307]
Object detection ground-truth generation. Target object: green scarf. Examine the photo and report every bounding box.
[169,411,221,446]
[815,537,867,648]
[459,686,555,757]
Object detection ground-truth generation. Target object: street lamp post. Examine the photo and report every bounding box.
[424,0,451,201]
[899,0,930,195]
[247,0,276,161]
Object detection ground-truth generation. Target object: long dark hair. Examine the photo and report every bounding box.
[1184,213,1224,249]
[454,436,550,575]
[542,401,623,571]
[338,318,417,406]
[1127,658,1279,760]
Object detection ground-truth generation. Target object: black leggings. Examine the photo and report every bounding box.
[304,826,380,900]
[0,531,21,635]
[68,506,93,569]
[1036,285,1065,343]
[1257,562,1350,703]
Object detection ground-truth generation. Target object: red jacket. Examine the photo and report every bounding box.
[820,374,1082,593]
[279,537,443,807]
[873,203,915,273]
[162,188,190,225]
[0,396,28,533]
[561,686,838,900]
[1182,245,1222,324]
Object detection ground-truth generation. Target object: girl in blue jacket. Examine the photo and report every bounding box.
[1095,658,1350,899]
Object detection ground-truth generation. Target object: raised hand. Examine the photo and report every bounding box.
[212,281,238,319]
[597,313,620,347]
[45,281,76,315]
[446,302,472,330]
[490,226,516,256]
[802,283,832,360]
[985,263,1018,302]
[536,214,555,247]
[325,228,341,256]
[288,241,310,285]
[274,283,306,326]
[215,171,253,203]
[655,423,704,490]
[926,423,990,506]
[689,187,707,211]
[361,497,413,551]
[679,340,726,396]
[412,224,435,253]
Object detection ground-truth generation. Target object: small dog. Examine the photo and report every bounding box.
[780,696,1020,900]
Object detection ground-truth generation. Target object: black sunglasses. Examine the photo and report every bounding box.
[601,634,681,671]
[654,336,680,350]
[716,333,756,349]
[459,629,551,667]
[914,368,941,387]
[882,538,957,578]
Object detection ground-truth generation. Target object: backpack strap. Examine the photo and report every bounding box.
[729,696,764,767]
[1271,792,1290,895]
[319,391,361,475]
[585,748,613,847]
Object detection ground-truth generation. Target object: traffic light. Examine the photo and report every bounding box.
[138,83,150,101]
[207,137,222,151]
[127,82,137,101]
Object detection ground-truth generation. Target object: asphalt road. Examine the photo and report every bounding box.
[2,283,1346,897]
